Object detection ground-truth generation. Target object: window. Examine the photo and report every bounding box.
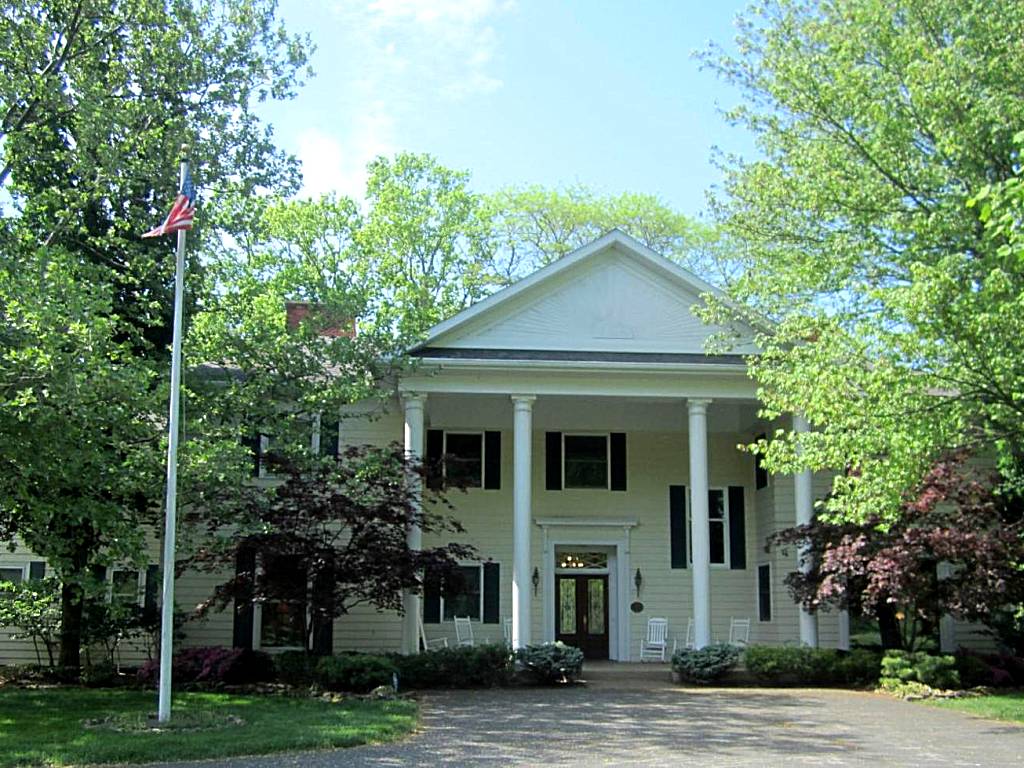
[442,564,483,621]
[688,489,730,566]
[757,564,772,622]
[319,418,340,459]
[110,569,144,607]
[445,432,483,488]
[563,434,609,489]
[259,556,308,649]
[0,567,24,586]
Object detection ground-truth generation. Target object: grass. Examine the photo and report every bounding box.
[928,691,1024,724]
[0,687,417,767]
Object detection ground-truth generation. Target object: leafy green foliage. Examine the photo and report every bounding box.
[671,644,741,684]
[515,642,584,684]
[743,646,881,686]
[881,650,960,690]
[0,578,61,666]
[315,655,397,694]
[389,644,513,689]
[700,0,1024,523]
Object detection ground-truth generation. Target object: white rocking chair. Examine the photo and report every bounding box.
[728,617,751,647]
[639,617,669,662]
[418,615,448,652]
[673,617,696,653]
[454,616,475,647]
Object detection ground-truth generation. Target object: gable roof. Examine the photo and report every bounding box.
[411,229,756,360]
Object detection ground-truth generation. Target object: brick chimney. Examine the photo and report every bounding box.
[285,301,355,338]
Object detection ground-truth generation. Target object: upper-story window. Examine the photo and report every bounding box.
[563,434,609,489]
[445,432,483,488]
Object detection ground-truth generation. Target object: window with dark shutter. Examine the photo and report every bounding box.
[669,485,687,569]
[320,419,340,459]
[757,564,772,621]
[445,432,483,488]
[443,565,483,621]
[728,486,747,570]
[564,434,608,489]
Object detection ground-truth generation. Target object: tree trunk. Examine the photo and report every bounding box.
[58,580,84,674]
[877,603,903,650]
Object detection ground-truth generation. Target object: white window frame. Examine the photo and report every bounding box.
[253,554,311,653]
[442,431,485,489]
[756,562,773,623]
[441,561,485,622]
[0,563,28,585]
[686,487,731,568]
[562,432,610,490]
[107,568,146,607]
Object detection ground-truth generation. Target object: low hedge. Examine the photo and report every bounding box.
[671,644,741,684]
[137,646,275,687]
[389,643,513,689]
[315,654,397,693]
[516,642,584,684]
[880,650,959,691]
[743,646,880,687]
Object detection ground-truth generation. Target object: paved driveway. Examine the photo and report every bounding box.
[152,666,1024,768]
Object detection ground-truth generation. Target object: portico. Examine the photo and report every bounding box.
[397,231,834,658]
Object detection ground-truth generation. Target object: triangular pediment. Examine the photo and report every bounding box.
[418,231,756,356]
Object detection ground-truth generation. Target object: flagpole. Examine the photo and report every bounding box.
[157,144,189,723]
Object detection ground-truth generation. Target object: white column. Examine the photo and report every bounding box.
[688,398,712,649]
[838,610,851,651]
[511,395,535,649]
[793,414,819,648]
[402,394,426,655]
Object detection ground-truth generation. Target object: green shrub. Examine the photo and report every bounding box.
[274,651,317,686]
[515,642,584,684]
[744,646,881,686]
[881,650,960,690]
[315,654,397,693]
[390,644,513,689]
[671,644,740,684]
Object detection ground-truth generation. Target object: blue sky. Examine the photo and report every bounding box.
[259,1,756,219]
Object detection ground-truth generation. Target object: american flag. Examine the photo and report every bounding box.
[142,168,196,238]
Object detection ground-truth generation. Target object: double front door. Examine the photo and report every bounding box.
[555,574,609,659]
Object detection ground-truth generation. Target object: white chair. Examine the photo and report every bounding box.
[454,616,475,647]
[728,617,751,647]
[640,617,669,661]
[502,617,513,646]
[673,617,696,653]
[418,616,448,652]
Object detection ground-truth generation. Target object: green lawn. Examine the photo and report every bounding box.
[0,688,417,767]
[928,692,1024,724]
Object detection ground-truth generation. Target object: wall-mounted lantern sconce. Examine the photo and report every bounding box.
[634,568,643,597]
[532,567,540,596]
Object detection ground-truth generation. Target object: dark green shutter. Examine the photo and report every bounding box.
[423,569,441,624]
[482,563,500,624]
[670,485,687,569]
[28,561,45,580]
[321,419,340,459]
[610,433,627,491]
[728,486,747,570]
[484,431,501,489]
[232,548,256,649]
[426,429,444,490]
[754,433,768,489]
[311,561,334,656]
[242,431,262,477]
[144,565,159,612]
[545,432,562,490]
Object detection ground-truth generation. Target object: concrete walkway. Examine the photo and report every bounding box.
[151,663,1024,768]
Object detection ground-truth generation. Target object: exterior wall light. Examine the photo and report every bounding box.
[532,566,540,596]
[634,568,643,597]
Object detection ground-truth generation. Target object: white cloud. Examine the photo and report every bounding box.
[291,0,513,199]
[296,105,396,200]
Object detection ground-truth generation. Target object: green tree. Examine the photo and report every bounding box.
[699,0,1024,522]
[484,185,730,285]
[0,0,310,670]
